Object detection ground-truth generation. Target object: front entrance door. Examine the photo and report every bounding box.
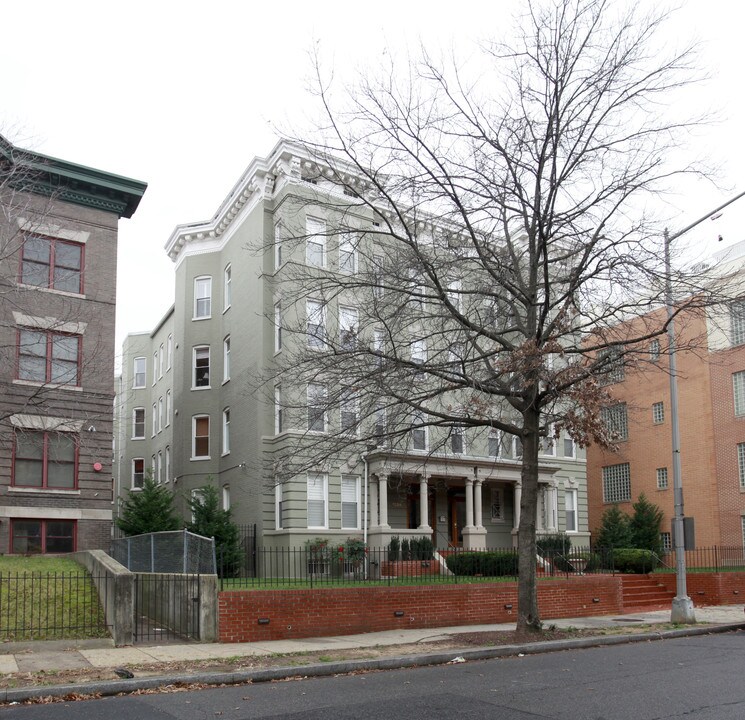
[448,492,466,546]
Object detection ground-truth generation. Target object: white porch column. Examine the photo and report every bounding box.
[474,479,484,530]
[378,474,390,529]
[548,483,558,532]
[418,475,431,530]
[369,477,379,528]
[464,477,475,530]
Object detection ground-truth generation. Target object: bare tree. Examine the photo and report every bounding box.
[261,0,732,632]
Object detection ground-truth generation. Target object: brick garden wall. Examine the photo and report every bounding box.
[655,572,745,606]
[219,576,623,643]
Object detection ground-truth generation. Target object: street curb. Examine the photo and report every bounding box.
[3,623,744,704]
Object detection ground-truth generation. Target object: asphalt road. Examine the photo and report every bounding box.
[7,630,745,719]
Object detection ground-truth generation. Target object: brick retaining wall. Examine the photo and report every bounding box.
[655,572,745,605]
[219,575,623,643]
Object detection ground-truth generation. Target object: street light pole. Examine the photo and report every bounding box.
[664,188,745,624]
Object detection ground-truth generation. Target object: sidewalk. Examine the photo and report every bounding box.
[2,605,744,703]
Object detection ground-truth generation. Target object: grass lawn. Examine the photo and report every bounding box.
[0,555,110,641]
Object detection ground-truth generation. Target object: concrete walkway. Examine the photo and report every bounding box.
[1,605,744,703]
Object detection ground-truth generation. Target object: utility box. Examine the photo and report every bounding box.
[671,517,695,551]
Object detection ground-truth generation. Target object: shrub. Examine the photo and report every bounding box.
[611,548,660,574]
[388,536,400,561]
[445,551,519,577]
[536,533,570,556]
[187,484,242,577]
[116,475,181,536]
[594,504,633,549]
[629,493,664,555]
[401,538,411,561]
[410,536,434,560]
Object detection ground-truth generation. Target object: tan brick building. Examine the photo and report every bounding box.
[587,252,745,549]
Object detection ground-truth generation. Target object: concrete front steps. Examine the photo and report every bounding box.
[621,574,676,610]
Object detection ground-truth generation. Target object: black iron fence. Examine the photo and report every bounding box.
[657,545,745,572]
[0,571,110,641]
[218,544,622,589]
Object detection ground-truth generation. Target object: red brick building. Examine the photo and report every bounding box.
[587,274,745,549]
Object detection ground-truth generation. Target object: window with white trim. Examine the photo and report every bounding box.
[488,429,505,457]
[151,454,156,478]
[738,443,745,489]
[223,336,230,382]
[193,346,210,388]
[731,299,745,346]
[451,426,465,454]
[166,390,171,427]
[447,278,462,312]
[151,403,157,437]
[563,434,576,458]
[274,222,282,270]
[372,254,384,299]
[602,463,631,503]
[192,415,210,459]
[132,458,145,489]
[194,276,212,319]
[167,334,173,370]
[734,371,745,416]
[158,344,164,378]
[274,385,283,434]
[133,356,146,388]
[564,489,577,532]
[340,389,359,435]
[157,397,163,432]
[132,408,145,439]
[152,351,157,385]
[165,446,171,483]
[274,302,282,352]
[307,300,326,349]
[656,467,668,490]
[222,408,231,455]
[373,402,386,444]
[652,401,664,424]
[540,424,555,455]
[411,414,428,451]
[339,233,357,274]
[307,473,328,528]
[307,383,327,432]
[602,403,628,440]
[224,264,232,311]
[339,306,358,351]
[341,475,360,529]
[513,436,523,459]
[410,338,427,364]
[373,329,385,367]
[275,483,284,529]
[157,451,163,484]
[222,485,231,510]
[306,217,326,268]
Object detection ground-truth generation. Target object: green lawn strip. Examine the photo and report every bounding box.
[0,556,109,640]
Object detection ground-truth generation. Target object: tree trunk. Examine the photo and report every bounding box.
[517,406,541,632]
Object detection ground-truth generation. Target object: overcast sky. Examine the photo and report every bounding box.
[3,0,744,367]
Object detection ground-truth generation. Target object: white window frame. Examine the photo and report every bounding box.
[222,485,231,511]
[540,423,556,456]
[341,475,361,530]
[193,276,212,320]
[192,414,210,460]
[152,351,157,386]
[223,264,232,312]
[193,345,210,389]
[132,458,145,489]
[411,415,428,451]
[274,222,283,270]
[307,472,328,529]
[307,300,326,349]
[165,446,171,483]
[339,233,357,274]
[447,278,462,312]
[274,385,283,434]
[652,401,664,424]
[451,426,465,454]
[275,482,284,530]
[167,334,173,370]
[339,306,358,352]
[157,396,163,433]
[372,254,385,299]
[158,343,164,379]
[151,403,157,438]
[340,388,359,436]
[564,488,578,533]
[133,357,146,389]
[165,390,171,427]
[157,451,163,484]
[274,302,282,353]
[151,454,156,479]
[513,435,523,459]
[307,383,328,433]
[410,338,427,364]
[306,217,326,268]
[488,429,503,458]
[222,408,230,456]
[563,434,576,458]
[657,467,669,490]
[132,407,145,440]
[223,336,231,383]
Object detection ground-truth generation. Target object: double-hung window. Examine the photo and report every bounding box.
[18,329,80,386]
[410,338,427,365]
[132,408,145,439]
[339,306,358,351]
[307,300,326,349]
[372,254,384,299]
[133,357,146,388]
[307,473,328,529]
[340,388,359,435]
[307,383,327,432]
[157,397,163,432]
[374,403,387,444]
[274,223,283,270]
[411,413,428,451]
[274,302,282,352]
[564,489,578,532]
[339,233,357,274]
[488,429,503,457]
[13,431,77,489]
[151,403,157,437]
[165,447,171,484]
[194,276,212,319]
[306,217,326,267]
[167,334,173,370]
[275,483,284,530]
[132,458,145,489]
[275,386,283,434]
[21,234,83,294]
[193,346,210,388]
[341,475,360,529]
[192,415,210,459]
[223,264,232,311]
[158,344,164,378]
[165,390,171,426]
[223,336,231,382]
[451,426,465,454]
[222,408,230,455]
